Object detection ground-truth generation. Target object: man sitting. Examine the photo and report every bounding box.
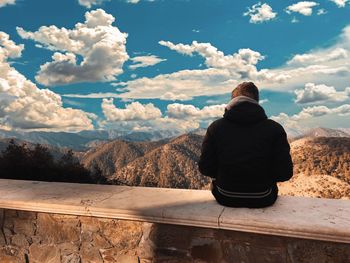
[198,82,293,208]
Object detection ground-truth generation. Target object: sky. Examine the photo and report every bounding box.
[0,0,350,134]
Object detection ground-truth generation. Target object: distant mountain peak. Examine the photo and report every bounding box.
[303,127,350,138]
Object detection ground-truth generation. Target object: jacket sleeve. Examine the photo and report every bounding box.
[198,125,218,178]
[271,124,293,182]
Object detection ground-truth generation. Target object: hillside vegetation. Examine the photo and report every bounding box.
[1,133,349,199]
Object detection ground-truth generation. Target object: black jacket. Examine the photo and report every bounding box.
[198,100,293,208]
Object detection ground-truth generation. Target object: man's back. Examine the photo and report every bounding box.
[198,89,293,208]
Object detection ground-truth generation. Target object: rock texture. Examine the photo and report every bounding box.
[0,209,349,263]
[0,209,142,263]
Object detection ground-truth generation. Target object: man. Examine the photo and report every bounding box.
[198,82,293,208]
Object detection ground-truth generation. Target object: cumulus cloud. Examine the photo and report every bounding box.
[100,98,229,133]
[243,2,277,24]
[17,9,129,86]
[272,104,350,129]
[0,31,23,59]
[329,0,349,7]
[78,0,109,8]
[63,92,122,99]
[102,98,162,121]
[159,92,192,101]
[94,23,350,104]
[116,68,232,101]
[100,99,201,133]
[261,24,350,91]
[0,0,15,8]
[287,47,349,66]
[115,40,288,101]
[286,1,319,16]
[166,103,225,119]
[294,83,350,104]
[99,116,199,134]
[129,55,166,70]
[0,32,94,132]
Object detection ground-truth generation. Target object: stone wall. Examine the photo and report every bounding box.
[0,209,349,263]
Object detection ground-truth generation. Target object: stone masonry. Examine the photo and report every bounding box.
[0,209,349,263]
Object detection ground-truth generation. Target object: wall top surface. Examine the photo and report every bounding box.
[0,179,349,243]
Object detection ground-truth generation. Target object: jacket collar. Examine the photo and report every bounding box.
[225,96,258,111]
[223,96,267,125]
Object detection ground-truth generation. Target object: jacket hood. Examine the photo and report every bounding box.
[223,96,267,125]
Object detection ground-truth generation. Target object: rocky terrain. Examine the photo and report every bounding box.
[81,139,167,178]
[81,134,210,189]
[110,134,210,189]
[279,136,350,199]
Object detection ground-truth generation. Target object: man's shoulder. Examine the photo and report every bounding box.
[265,119,287,134]
[208,117,225,130]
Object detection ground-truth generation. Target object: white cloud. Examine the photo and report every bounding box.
[115,68,233,101]
[272,104,350,129]
[286,1,319,16]
[159,92,192,101]
[0,31,23,59]
[261,25,350,91]
[98,23,350,104]
[17,9,129,86]
[100,99,201,133]
[317,8,327,15]
[78,0,109,8]
[113,40,289,101]
[159,40,265,68]
[0,32,94,132]
[102,98,162,121]
[63,92,122,99]
[287,47,349,66]
[125,0,156,3]
[0,0,15,8]
[329,0,349,7]
[100,98,229,133]
[166,103,225,119]
[294,83,350,104]
[99,116,199,134]
[129,55,166,70]
[63,90,192,101]
[243,2,277,24]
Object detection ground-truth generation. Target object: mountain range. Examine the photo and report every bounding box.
[0,127,349,151]
[80,129,349,198]
[0,129,183,151]
[0,127,349,199]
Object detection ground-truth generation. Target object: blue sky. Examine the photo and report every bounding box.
[0,0,350,133]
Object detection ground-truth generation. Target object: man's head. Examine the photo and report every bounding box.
[231,82,259,102]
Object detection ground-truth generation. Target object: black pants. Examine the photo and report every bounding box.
[211,181,278,208]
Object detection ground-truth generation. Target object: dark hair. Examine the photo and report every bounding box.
[231,82,259,101]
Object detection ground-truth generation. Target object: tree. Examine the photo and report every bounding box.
[0,140,107,184]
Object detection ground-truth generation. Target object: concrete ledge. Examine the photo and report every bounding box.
[0,179,349,243]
